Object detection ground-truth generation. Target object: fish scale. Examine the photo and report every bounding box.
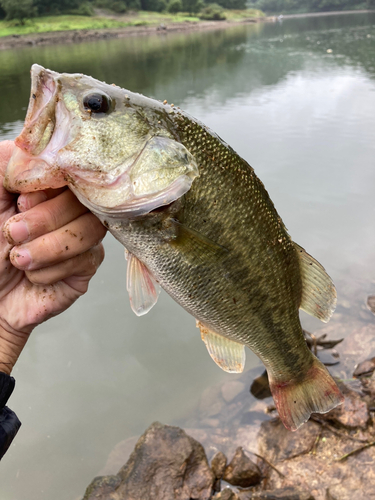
[4,65,344,431]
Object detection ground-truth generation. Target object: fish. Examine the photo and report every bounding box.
[4,64,344,431]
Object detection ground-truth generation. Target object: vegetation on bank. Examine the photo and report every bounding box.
[0,8,263,37]
[0,0,264,25]
[248,0,375,14]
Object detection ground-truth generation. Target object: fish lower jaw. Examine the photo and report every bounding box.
[4,146,66,193]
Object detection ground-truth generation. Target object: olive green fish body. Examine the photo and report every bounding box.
[4,65,344,430]
[107,112,310,382]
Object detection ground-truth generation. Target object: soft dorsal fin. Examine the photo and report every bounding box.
[125,250,161,316]
[294,242,336,323]
[196,320,245,373]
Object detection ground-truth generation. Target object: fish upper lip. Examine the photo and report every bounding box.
[15,65,59,155]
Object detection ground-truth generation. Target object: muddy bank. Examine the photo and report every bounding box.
[0,18,261,51]
[0,9,373,52]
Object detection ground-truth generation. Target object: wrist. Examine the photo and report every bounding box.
[0,323,31,375]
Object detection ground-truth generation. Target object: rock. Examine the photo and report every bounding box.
[211,450,227,478]
[258,419,320,462]
[82,422,214,500]
[214,488,239,499]
[240,487,315,499]
[250,370,272,400]
[221,381,246,403]
[367,295,375,314]
[320,381,369,430]
[211,450,227,492]
[360,372,375,400]
[353,356,375,378]
[223,446,261,488]
[83,475,121,499]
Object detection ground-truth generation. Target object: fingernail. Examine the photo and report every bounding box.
[11,247,32,269]
[8,220,29,244]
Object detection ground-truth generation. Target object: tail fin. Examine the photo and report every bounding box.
[269,356,344,431]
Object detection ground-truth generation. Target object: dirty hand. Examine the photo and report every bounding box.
[0,141,107,374]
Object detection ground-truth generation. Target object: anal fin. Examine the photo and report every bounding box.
[125,250,161,316]
[294,242,337,323]
[196,320,245,373]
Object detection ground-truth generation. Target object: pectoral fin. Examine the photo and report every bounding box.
[125,250,160,316]
[294,242,336,323]
[197,320,245,373]
[170,219,229,261]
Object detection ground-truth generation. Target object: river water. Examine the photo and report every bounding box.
[0,11,375,500]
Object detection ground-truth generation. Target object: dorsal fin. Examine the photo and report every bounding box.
[196,321,245,373]
[294,242,336,323]
[125,250,160,316]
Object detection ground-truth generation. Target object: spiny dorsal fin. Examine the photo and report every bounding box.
[125,250,161,316]
[294,242,336,323]
[196,320,245,373]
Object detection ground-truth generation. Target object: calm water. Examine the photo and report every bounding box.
[1,12,375,499]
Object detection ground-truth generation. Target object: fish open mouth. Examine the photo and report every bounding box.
[16,65,59,156]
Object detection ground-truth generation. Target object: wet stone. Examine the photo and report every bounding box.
[360,372,375,401]
[244,487,315,500]
[82,475,121,499]
[83,422,214,500]
[211,450,227,479]
[250,370,272,400]
[213,488,239,500]
[258,419,320,462]
[223,446,261,488]
[320,381,369,430]
[353,356,375,378]
[367,295,375,315]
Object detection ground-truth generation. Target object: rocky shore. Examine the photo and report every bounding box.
[80,315,375,500]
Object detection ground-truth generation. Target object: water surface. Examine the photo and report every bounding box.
[0,12,375,499]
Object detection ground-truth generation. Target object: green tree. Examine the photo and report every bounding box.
[33,0,81,15]
[168,0,183,11]
[0,0,36,20]
[182,0,203,14]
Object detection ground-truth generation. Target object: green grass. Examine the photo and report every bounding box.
[0,10,264,38]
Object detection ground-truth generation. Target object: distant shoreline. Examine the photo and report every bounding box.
[0,9,373,51]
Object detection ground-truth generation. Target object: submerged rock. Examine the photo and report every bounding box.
[213,488,240,499]
[222,446,261,488]
[245,487,315,499]
[318,381,369,430]
[353,356,375,378]
[82,422,214,500]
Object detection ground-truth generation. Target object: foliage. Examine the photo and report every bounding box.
[140,0,167,11]
[167,0,183,11]
[255,0,372,12]
[215,0,246,9]
[181,0,203,14]
[199,2,226,18]
[33,0,82,15]
[0,0,37,20]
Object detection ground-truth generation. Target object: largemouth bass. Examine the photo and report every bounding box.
[5,65,343,431]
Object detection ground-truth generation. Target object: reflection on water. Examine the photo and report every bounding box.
[0,12,375,500]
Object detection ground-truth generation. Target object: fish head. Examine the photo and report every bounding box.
[5,64,199,217]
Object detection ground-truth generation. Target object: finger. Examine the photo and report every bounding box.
[25,243,105,291]
[0,141,14,173]
[16,187,67,212]
[4,189,89,245]
[9,212,107,271]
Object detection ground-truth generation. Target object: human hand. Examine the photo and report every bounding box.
[0,141,107,374]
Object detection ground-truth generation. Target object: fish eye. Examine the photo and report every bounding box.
[83,93,111,113]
